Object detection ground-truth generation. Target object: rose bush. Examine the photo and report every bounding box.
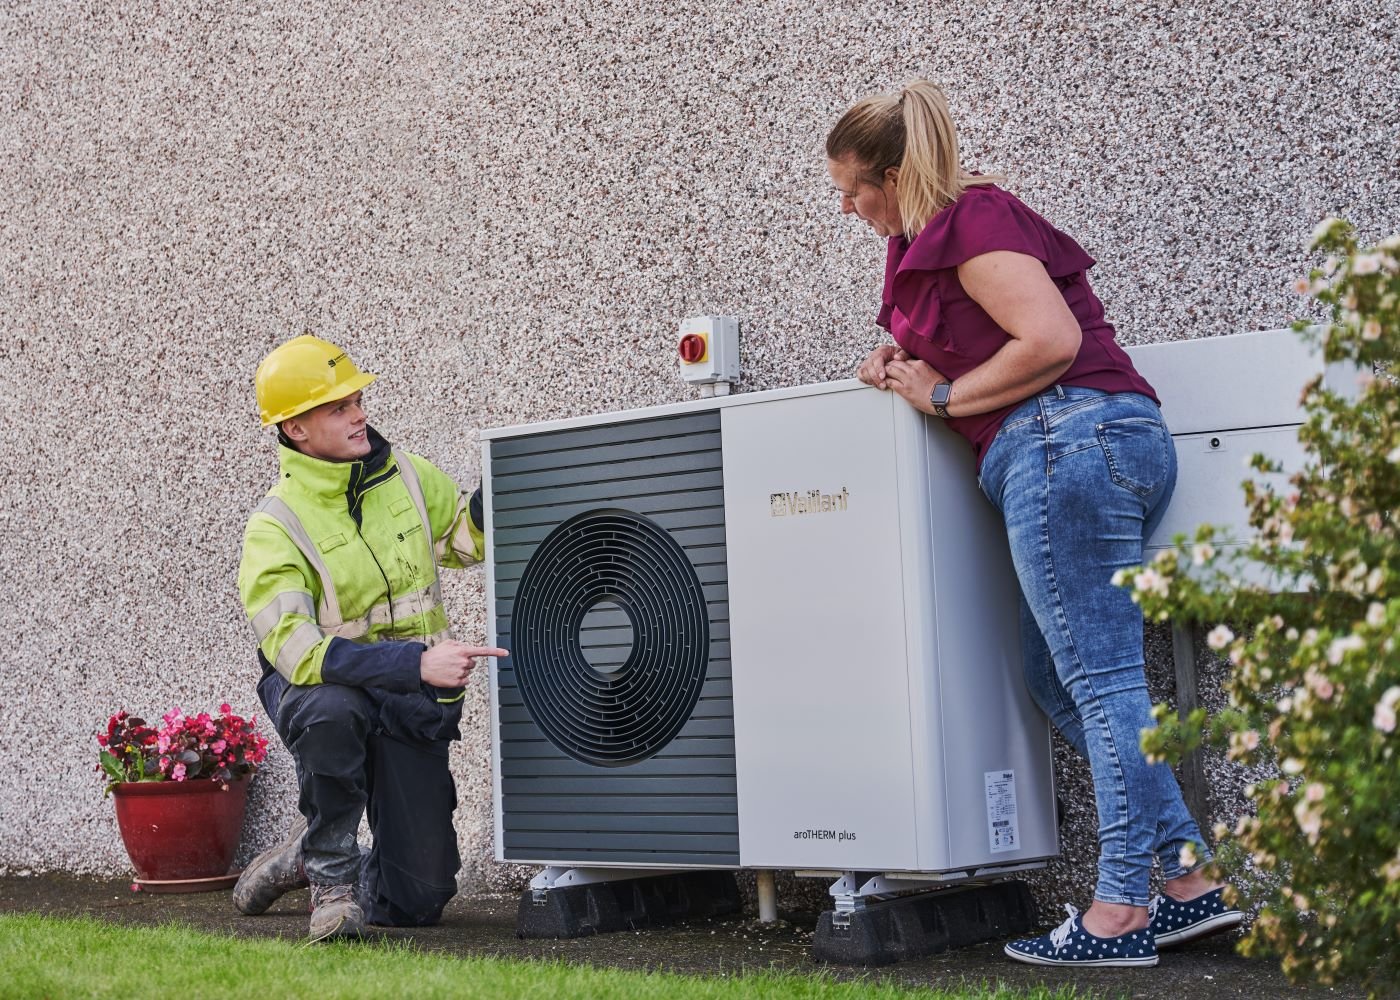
[1129,219,1400,996]
[97,705,269,794]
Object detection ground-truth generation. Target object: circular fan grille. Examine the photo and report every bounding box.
[511,508,710,767]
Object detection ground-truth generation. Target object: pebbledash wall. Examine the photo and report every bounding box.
[1,1,1396,905]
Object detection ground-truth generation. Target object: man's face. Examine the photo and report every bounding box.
[282,391,370,462]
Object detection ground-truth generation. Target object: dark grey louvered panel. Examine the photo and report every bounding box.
[490,410,738,865]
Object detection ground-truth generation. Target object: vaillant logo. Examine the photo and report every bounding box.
[770,488,849,517]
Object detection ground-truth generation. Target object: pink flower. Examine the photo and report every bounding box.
[98,703,270,788]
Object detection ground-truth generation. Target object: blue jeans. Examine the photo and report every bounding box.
[978,386,1207,907]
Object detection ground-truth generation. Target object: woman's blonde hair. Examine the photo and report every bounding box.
[826,80,1000,237]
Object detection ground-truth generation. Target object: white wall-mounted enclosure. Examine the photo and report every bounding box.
[482,380,1059,878]
[1127,328,1361,559]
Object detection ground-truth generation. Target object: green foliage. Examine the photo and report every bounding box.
[1130,219,1400,995]
[0,913,1087,1000]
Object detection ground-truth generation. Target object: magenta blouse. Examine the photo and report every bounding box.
[879,184,1158,468]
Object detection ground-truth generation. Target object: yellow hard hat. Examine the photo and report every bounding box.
[255,334,377,427]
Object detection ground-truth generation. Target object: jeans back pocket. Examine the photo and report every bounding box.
[1096,415,1172,499]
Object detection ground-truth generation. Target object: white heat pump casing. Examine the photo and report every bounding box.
[721,385,1056,871]
[483,379,1058,876]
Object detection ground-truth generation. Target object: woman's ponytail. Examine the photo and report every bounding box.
[826,80,1000,237]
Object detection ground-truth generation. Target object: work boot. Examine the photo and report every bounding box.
[232,814,309,915]
[308,883,365,942]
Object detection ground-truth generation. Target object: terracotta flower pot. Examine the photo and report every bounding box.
[112,778,250,881]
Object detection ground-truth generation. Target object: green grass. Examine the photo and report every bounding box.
[0,913,1088,1000]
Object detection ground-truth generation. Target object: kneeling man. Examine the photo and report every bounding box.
[233,334,506,941]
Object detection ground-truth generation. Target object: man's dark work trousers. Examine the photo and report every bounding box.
[269,680,460,926]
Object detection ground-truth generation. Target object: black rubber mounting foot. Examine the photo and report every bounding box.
[812,879,1038,965]
[516,869,742,939]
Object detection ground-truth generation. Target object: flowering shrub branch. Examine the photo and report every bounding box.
[97,705,269,795]
[1127,219,1400,996]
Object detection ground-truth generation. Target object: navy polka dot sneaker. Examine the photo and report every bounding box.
[1004,904,1159,967]
[1149,887,1244,948]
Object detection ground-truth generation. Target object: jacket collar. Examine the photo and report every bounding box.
[276,426,395,506]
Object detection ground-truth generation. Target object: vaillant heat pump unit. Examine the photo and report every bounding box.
[482,380,1058,886]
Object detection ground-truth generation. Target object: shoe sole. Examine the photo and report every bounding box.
[233,817,309,916]
[1155,910,1245,948]
[1004,944,1159,967]
[234,852,292,915]
[309,916,365,943]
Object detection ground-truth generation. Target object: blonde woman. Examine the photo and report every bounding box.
[826,81,1242,967]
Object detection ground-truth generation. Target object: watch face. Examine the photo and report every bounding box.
[930,382,952,406]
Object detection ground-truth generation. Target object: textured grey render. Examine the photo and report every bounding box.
[0,0,1395,905]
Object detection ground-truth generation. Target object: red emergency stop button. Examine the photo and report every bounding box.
[678,333,708,364]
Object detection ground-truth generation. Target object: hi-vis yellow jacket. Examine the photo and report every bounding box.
[237,429,484,694]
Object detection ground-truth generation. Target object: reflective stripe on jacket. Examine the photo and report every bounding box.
[238,432,483,689]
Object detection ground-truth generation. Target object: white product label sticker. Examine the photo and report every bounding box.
[985,770,1020,854]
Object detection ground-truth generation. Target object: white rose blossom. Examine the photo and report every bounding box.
[1178,842,1199,869]
[1306,668,1335,701]
[1293,800,1322,842]
[1367,602,1386,628]
[1310,217,1343,247]
[1374,687,1400,734]
[1353,253,1383,276]
[1132,567,1170,598]
[1327,634,1365,665]
[1206,624,1234,650]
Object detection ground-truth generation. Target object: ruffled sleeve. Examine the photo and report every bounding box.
[879,185,1099,358]
[898,185,1096,278]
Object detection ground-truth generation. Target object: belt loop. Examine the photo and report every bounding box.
[1054,384,1065,399]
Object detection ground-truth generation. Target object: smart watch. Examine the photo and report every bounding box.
[929,380,953,418]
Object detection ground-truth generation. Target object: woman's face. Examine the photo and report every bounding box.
[828,156,902,238]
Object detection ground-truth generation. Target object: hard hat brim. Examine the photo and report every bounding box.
[260,370,377,427]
